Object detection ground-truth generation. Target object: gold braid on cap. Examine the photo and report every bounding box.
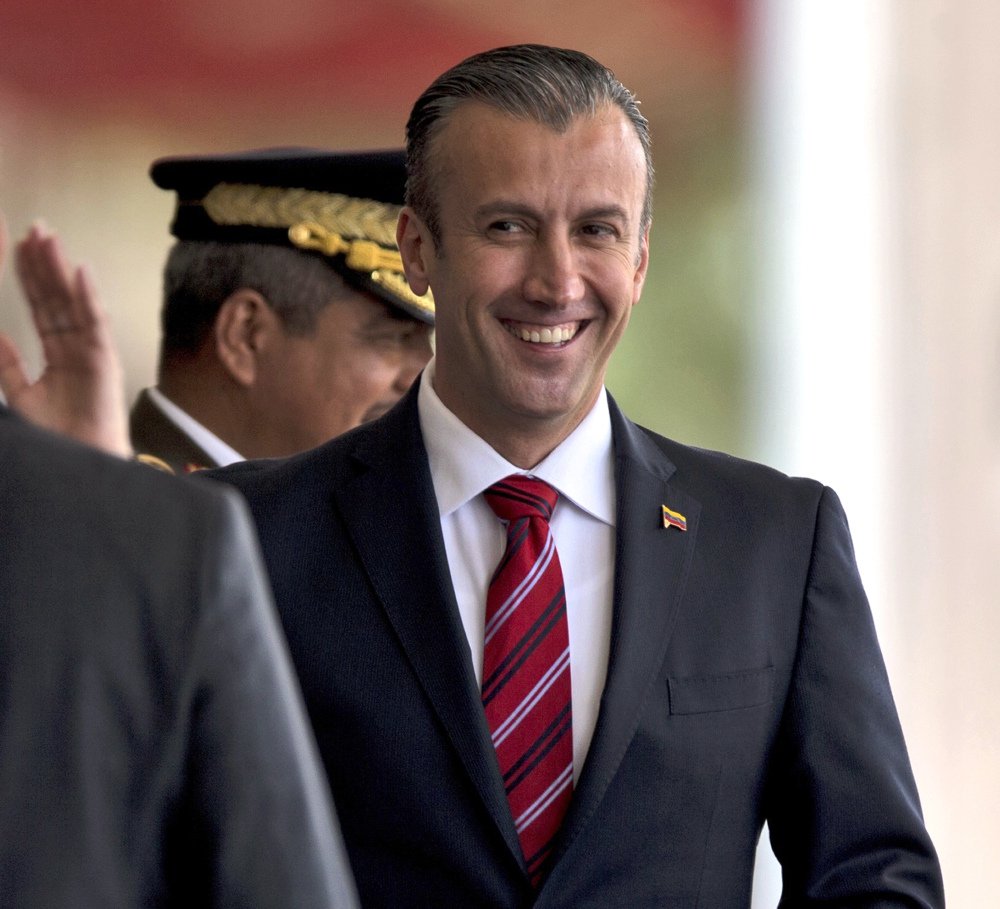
[203,183,399,245]
[201,183,434,318]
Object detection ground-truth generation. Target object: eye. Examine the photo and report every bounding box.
[360,326,405,346]
[579,222,618,240]
[488,219,525,235]
[365,321,431,350]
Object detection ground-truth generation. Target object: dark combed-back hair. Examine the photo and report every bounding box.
[159,241,350,359]
[404,43,654,244]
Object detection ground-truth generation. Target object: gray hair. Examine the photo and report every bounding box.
[405,44,654,244]
[160,240,348,359]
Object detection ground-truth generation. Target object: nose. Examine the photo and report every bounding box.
[522,233,585,307]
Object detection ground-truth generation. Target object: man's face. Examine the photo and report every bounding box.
[400,101,649,462]
[253,289,432,457]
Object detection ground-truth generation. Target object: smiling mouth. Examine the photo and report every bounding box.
[502,320,582,345]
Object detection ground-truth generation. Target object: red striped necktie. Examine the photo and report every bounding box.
[482,475,573,887]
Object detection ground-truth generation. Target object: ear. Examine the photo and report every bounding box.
[213,289,276,386]
[631,224,652,307]
[396,206,434,297]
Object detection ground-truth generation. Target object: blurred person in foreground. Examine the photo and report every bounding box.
[132,148,433,472]
[0,217,359,908]
[211,45,944,906]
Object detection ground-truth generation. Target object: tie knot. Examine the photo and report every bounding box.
[484,474,558,523]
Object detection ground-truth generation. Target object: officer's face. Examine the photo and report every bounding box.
[253,289,432,456]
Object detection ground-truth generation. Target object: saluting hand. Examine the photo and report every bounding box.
[0,218,132,458]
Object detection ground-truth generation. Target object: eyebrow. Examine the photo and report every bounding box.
[475,200,632,225]
[474,201,536,221]
[362,305,413,329]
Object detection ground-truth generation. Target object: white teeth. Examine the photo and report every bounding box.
[507,323,577,344]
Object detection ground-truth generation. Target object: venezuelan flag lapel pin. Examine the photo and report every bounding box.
[661,504,688,532]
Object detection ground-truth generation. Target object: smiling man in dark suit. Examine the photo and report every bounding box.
[211,45,943,907]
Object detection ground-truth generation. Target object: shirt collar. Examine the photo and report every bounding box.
[147,386,244,467]
[417,358,616,526]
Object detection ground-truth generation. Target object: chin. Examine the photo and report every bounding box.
[358,407,389,425]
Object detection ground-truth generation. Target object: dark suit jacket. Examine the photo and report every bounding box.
[211,381,943,908]
[129,388,219,473]
[0,405,358,908]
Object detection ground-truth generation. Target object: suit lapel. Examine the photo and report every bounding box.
[552,398,701,864]
[331,385,524,866]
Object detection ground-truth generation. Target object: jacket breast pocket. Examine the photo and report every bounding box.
[667,666,774,716]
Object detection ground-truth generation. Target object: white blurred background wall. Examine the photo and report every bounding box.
[750,1,1000,904]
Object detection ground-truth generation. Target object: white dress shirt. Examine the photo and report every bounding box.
[417,359,616,783]
[147,387,244,467]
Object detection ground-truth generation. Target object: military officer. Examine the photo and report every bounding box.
[131,147,434,472]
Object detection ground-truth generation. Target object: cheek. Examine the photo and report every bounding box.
[281,355,351,416]
[336,351,398,395]
[440,250,518,303]
[598,262,643,313]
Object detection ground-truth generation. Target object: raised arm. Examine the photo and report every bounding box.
[0,219,131,457]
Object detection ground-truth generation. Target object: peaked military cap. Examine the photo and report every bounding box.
[150,147,434,324]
